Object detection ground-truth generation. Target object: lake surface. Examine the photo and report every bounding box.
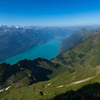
[0,38,62,65]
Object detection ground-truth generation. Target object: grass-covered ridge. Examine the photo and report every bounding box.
[1,65,100,100]
[51,34,100,71]
[60,29,100,53]
[0,57,70,89]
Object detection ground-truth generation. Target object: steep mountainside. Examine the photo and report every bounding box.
[52,34,100,71]
[0,26,72,62]
[0,58,68,88]
[60,28,100,53]
[1,64,100,100]
[0,28,53,62]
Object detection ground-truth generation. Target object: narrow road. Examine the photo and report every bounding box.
[56,76,95,88]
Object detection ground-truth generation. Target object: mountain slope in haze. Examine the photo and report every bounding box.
[0,28,54,62]
[51,34,100,71]
[97,27,100,30]
[38,27,74,38]
[0,26,73,62]
[60,28,100,53]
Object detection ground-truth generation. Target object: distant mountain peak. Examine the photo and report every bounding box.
[9,25,15,28]
[73,28,87,35]
[0,25,8,28]
[77,28,87,32]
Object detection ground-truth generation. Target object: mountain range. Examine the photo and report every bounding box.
[0,28,100,99]
[0,26,75,62]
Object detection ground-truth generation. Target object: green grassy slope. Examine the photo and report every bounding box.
[0,58,68,88]
[52,34,100,72]
[1,65,100,100]
[60,29,100,53]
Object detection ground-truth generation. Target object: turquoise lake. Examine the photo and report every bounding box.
[0,38,62,65]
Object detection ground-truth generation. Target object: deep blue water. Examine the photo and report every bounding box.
[0,38,62,65]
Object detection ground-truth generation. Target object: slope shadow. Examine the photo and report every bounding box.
[15,58,58,82]
[52,83,100,100]
[0,58,58,85]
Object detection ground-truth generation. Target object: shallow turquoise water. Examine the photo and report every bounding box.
[0,38,62,65]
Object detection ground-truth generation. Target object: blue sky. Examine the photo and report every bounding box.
[0,0,100,26]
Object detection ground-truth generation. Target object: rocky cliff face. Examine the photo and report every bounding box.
[60,28,100,53]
